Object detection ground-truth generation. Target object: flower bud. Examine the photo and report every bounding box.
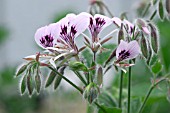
[83,83,99,104]
[158,0,164,20]
[69,61,88,72]
[118,23,124,44]
[27,75,34,96]
[97,66,103,87]
[54,66,66,90]
[16,64,27,77]
[35,74,41,94]
[166,0,170,15]
[149,23,159,53]
[140,34,148,59]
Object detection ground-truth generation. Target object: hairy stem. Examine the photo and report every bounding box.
[48,66,83,94]
[119,70,124,108]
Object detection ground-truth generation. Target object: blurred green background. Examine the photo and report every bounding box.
[0,0,170,113]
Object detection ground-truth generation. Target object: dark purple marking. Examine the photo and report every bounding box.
[40,34,54,48]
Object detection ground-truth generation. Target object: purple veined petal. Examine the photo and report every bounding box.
[123,19,134,33]
[116,40,128,59]
[112,17,122,27]
[69,12,91,37]
[142,26,150,35]
[126,40,141,60]
[94,14,112,32]
[35,25,56,49]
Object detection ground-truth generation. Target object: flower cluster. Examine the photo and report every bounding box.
[16,12,154,103]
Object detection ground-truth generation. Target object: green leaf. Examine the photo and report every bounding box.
[81,48,93,67]
[20,75,26,95]
[97,44,116,65]
[16,64,27,77]
[158,0,164,20]
[152,60,162,74]
[98,92,117,107]
[45,71,56,88]
[98,105,122,113]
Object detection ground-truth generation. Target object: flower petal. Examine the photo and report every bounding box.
[94,14,112,32]
[35,26,48,48]
[123,19,134,33]
[142,26,150,34]
[70,12,91,37]
[112,17,122,27]
[126,40,141,60]
[116,40,128,59]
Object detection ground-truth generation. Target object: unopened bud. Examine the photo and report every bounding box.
[166,0,170,15]
[158,0,164,20]
[27,75,34,96]
[118,23,124,44]
[97,66,103,87]
[140,34,148,59]
[35,74,41,94]
[16,64,27,77]
[149,23,159,53]
[54,66,66,90]
[69,61,88,72]
[83,83,99,104]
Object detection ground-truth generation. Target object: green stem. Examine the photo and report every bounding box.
[119,70,124,108]
[127,60,132,113]
[74,71,88,86]
[48,66,83,94]
[138,78,167,113]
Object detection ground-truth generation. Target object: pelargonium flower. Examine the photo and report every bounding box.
[35,23,57,49]
[115,40,141,63]
[88,14,112,43]
[49,12,90,53]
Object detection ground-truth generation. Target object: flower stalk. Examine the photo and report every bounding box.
[118,70,124,108]
[127,60,132,113]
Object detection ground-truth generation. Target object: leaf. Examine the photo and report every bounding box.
[158,0,164,20]
[98,105,122,113]
[98,92,117,107]
[16,64,27,77]
[97,44,116,65]
[81,48,93,67]
[20,75,26,95]
[45,71,56,88]
[152,60,162,74]
[35,74,41,93]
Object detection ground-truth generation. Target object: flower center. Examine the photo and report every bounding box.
[40,35,54,48]
[118,50,130,61]
[89,17,106,42]
[59,25,78,51]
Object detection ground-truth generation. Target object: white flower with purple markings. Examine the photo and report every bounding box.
[115,40,141,63]
[88,14,112,43]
